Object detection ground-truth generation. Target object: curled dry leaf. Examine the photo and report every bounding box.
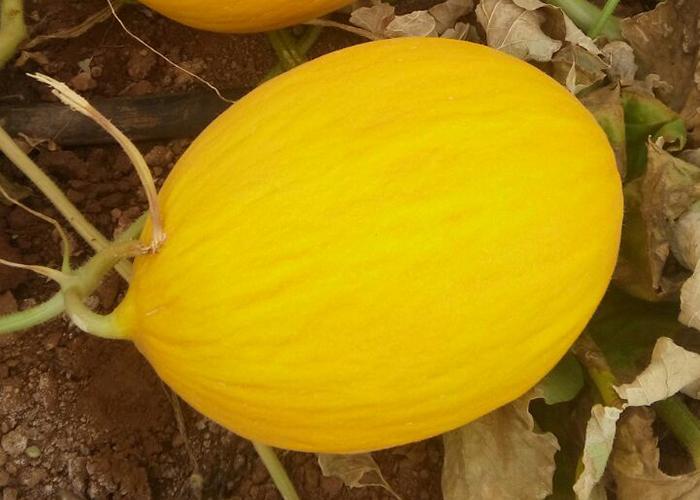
[580,85,627,176]
[429,0,474,33]
[552,44,607,94]
[601,41,637,86]
[616,142,698,301]
[612,407,700,500]
[621,0,700,144]
[441,390,558,500]
[573,405,623,500]
[640,143,700,288]
[350,3,395,36]
[615,337,700,405]
[350,0,472,39]
[475,0,561,62]
[317,453,401,499]
[385,11,438,38]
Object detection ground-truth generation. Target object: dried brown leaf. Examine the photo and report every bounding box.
[580,85,627,176]
[614,337,700,405]
[441,391,558,500]
[349,3,396,36]
[602,41,638,86]
[621,0,700,144]
[552,44,607,94]
[317,453,401,499]
[475,0,561,62]
[574,405,622,500]
[386,11,438,37]
[562,15,601,55]
[429,0,473,33]
[611,407,700,500]
[640,142,700,293]
[350,0,472,38]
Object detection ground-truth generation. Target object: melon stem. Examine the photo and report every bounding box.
[0,0,27,68]
[543,0,621,40]
[28,73,165,252]
[0,218,145,336]
[0,124,134,280]
[252,442,300,500]
[0,295,64,335]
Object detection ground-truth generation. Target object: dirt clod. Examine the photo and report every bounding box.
[1,430,27,457]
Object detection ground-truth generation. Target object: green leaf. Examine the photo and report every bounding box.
[538,354,585,405]
[587,288,683,380]
[622,90,687,180]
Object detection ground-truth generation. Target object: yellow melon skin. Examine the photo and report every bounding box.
[138,0,351,33]
[113,38,623,453]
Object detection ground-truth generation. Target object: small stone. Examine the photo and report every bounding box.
[25,446,41,458]
[69,72,97,91]
[144,145,174,169]
[1,430,27,457]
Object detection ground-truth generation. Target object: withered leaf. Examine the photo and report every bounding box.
[615,337,700,405]
[317,453,401,499]
[580,85,627,176]
[611,407,700,500]
[621,0,700,144]
[573,405,622,500]
[552,44,607,94]
[441,391,558,500]
[601,41,637,86]
[475,0,562,62]
[641,143,700,290]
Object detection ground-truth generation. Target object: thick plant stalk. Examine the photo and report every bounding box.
[252,442,300,500]
[267,29,306,70]
[575,334,700,466]
[654,396,700,469]
[0,125,133,280]
[588,0,620,39]
[544,0,621,40]
[265,27,322,81]
[29,73,165,252]
[0,0,27,68]
[573,334,625,409]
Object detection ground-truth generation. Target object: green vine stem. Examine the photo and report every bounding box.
[573,334,625,409]
[0,295,63,334]
[588,0,621,39]
[62,240,146,342]
[252,442,300,500]
[2,70,302,500]
[654,396,700,469]
[574,334,700,469]
[267,29,306,71]
[29,73,165,251]
[0,0,27,68]
[544,0,621,40]
[0,124,133,280]
[265,27,322,81]
[0,215,146,335]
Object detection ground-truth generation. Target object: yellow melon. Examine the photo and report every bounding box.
[139,0,351,33]
[112,38,623,453]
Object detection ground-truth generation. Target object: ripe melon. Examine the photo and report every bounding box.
[113,38,623,453]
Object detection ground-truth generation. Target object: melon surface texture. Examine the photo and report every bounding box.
[139,0,351,32]
[113,38,623,453]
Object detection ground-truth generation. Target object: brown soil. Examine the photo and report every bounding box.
[0,2,445,499]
